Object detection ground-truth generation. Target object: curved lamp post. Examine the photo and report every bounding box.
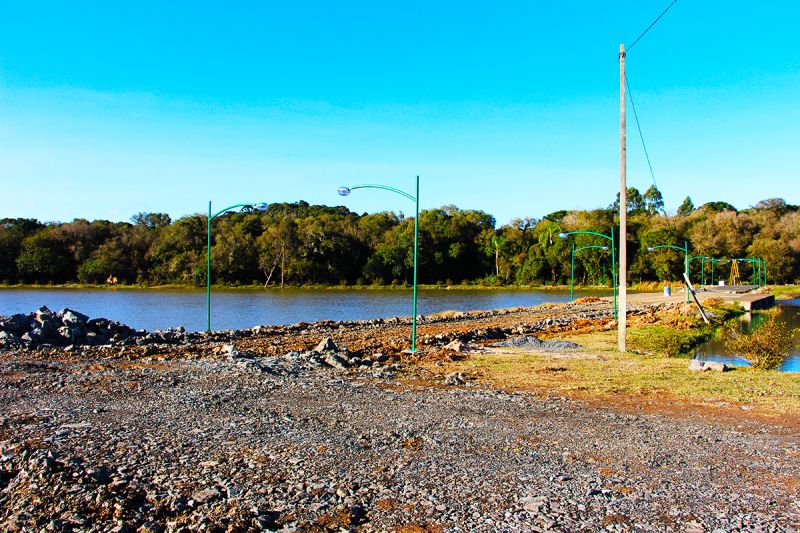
[207,201,269,331]
[647,241,689,302]
[558,229,617,319]
[338,177,420,353]
[688,255,710,288]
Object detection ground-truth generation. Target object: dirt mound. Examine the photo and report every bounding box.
[573,297,605,304]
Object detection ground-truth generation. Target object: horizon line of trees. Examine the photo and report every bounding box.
[2,188,799,287]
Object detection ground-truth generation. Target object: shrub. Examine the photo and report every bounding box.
[724,310,797,370]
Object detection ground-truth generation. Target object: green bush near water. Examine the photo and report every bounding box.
[724,310,798,370]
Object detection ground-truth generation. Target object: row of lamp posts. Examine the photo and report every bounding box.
[204,181,766,353]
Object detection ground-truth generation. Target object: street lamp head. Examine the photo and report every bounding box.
[601,246,609,251]
[558,233,568,239]
[647,247,654,252]
[337,186,351,197]
[253,202,269,211]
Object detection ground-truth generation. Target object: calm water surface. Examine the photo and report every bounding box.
[0,287,610,332]
[695,300,800,373]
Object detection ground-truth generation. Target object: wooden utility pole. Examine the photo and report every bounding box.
[618,44,627,352]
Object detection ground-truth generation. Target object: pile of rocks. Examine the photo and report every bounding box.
[0,307,141,349]
[285,337,393,372]
[493,335,580,351]
[219,337,397,378]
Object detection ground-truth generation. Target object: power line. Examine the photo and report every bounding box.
[625,74,663,207]
[627,0,678,53]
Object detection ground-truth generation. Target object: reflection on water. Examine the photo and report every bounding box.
[695,300,800,373]
[0,287,612,333]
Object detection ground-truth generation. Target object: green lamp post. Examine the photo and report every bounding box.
[647,241,690,302]
[568,244,609,303]
[338,176,421,353]
[688,255,710,288]
[558,229,617,319]
[206,201,269,332]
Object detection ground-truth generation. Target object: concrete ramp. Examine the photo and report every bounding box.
[704,285,757,294]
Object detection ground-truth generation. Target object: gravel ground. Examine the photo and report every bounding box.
[2,345,799,532]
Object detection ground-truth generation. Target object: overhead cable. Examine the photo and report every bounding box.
[624,74,658,193]
[626,0,678,53]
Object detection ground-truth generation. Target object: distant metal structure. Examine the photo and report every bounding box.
[728,260,741,286]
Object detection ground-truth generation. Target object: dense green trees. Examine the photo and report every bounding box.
[2,191,798,286]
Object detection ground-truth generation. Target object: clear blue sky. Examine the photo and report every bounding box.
[1,1,798,225]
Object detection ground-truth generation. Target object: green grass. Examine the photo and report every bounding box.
[769,285,800,300]
[626,325,716,358]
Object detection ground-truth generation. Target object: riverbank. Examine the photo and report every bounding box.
[0,283,605,291]
[1,281,691,291]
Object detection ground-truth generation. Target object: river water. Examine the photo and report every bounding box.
[0,287,610,333]
[695,299,800,372]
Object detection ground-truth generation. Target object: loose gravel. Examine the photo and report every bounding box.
[2,346,799,532]
[492,336,580,351]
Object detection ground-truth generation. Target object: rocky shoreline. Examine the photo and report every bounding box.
[2,302,799,531]
[0,300,625,356]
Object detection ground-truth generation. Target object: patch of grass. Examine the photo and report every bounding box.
[441,342,800,416]
[769,285,800,300]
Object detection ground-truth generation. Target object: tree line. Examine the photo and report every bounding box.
[1,189,798,287]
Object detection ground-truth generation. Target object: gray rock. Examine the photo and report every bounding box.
[444,372,469,386]
[315,337,339,353]
[703,361,730,372]
[191,487,221,505]
[688,360,732,372]
[221,344,236,355]
[521,495,549,513]
[59,308,89,326]
[0,331,22,346]
[445,339,469,352]
[34,306,55,324]
[688,359,706,371]
[322,353,351,370]
[0,314,33,335]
